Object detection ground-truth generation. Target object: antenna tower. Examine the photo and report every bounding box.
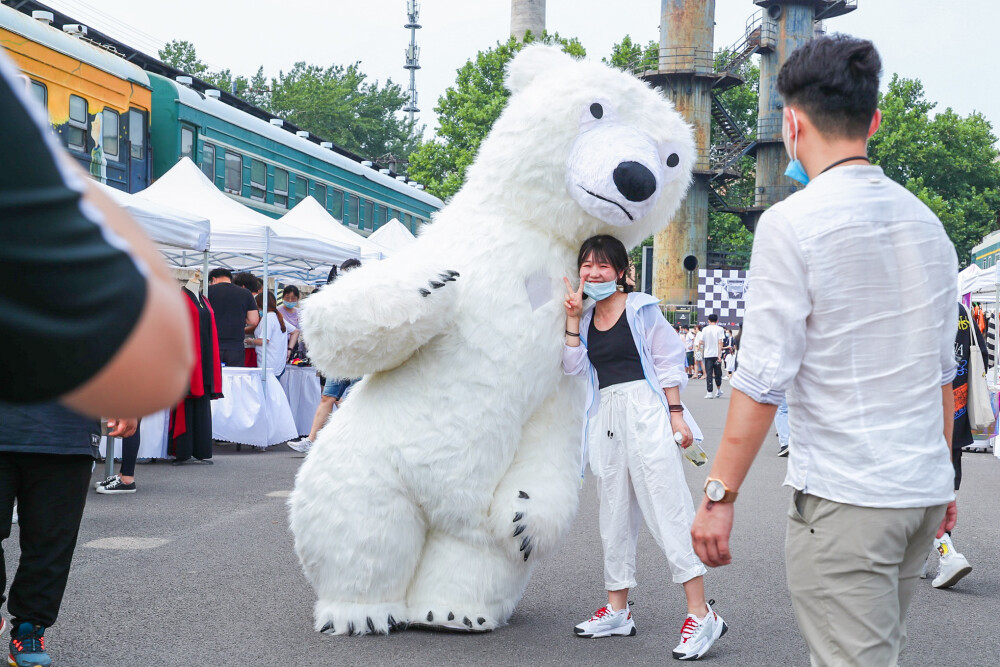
[403,1,421,125]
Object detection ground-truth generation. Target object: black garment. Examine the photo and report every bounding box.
[217,346,245,368]
[953,303,988,450]
[952,444,963,492]
[705,357,723,392]
[119,427,141,478]
[0,403,99,457]
[207,283,256,350]
[171,395,212,462]
[0,56,147,403]
[186,288,216,390]
[587,311,645,389]
[0,452,92,628]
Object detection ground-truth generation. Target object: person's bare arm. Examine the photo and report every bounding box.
[937,384,957,537]
[246,308,261,329]
[61,165,193,418]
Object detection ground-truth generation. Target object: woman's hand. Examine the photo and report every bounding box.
[671,412,693,448]
[563,277,584,319]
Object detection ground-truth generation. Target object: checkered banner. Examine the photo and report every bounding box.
[697,269,749,327]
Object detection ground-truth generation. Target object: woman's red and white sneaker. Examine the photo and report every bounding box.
[573,603,636,638]
[672,600,728,660]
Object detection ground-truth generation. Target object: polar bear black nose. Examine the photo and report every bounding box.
[613,161,657,202]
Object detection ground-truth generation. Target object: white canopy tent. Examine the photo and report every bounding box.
[958,263,998,300]
[96,180,210,252]
[367,217,416,254]
[137,158,361,282]
[280,196,387,261]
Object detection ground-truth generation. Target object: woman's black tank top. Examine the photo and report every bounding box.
[587,310,645,389]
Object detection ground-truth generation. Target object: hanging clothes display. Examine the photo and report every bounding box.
[169,287,223,463]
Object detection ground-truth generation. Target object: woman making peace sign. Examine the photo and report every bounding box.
[562,235,728,661]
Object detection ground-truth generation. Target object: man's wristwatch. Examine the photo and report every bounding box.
[704,478,738,503]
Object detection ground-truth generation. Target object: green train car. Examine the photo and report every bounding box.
[971,230,1000,270]
[148,72,442,234]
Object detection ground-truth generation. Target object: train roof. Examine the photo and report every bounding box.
[153,73,444,210]
[971,229,1000,256]
[0,3,149,88]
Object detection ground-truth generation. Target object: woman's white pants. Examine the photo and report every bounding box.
[588,380,707,590]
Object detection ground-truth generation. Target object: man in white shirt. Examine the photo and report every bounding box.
[690,35,957,667]
[682,326,695,376]
[700,314,725,398]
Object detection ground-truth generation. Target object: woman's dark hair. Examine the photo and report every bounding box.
[255,291,286,333]
[282,285,300,298]
[326,266,338,284]
[777,34,881,139]
[340,258,362,272]
[577,235,633,295]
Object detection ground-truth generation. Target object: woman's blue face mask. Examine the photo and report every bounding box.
[584,280,618,301]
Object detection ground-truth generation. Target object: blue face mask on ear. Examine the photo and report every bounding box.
[783,108,810,185]
[584,280,618,301]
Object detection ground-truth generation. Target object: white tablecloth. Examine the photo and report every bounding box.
[278,365,322,436]
[211,367,298,447]
[99,409,170,459]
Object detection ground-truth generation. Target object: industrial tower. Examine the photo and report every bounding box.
[403,1,421,125]
[637,0,856,306]
[511,0,545,40]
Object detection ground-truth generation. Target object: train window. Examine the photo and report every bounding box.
[295,177,308,205]
[224,152,242,194]
[364,200,374,230]
[382,207,391,226]
[129,110,145,159]
[201,143,216,181]
[403,213,411,231]
[180,127,194,160]
[314,183,327,208]
[68,95,87,151]
[102,109,119,159]
[346,194,359,226]
[331,189,344,220]
[274,168,289,208]
[30,81,46,109]
[250,160,266,201]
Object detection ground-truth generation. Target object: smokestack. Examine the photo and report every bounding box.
[510,0,545,41]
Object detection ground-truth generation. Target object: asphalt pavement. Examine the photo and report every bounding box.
[4,380,999,666]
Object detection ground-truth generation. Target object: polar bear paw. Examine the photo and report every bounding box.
[511,490,535,562]
[409,607,499,633]
[315,601,408,636]
[418,270,460,297]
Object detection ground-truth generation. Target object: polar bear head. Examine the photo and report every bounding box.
[458,45,694,250]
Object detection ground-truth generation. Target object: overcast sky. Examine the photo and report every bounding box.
[42,0,999,141]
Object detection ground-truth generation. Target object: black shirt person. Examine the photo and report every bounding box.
[207,268,260,367]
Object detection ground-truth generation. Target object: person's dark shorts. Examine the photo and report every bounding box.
[218,346,245,367]
[686,351,694,366]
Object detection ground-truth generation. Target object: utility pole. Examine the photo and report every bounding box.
[510,0,545,41]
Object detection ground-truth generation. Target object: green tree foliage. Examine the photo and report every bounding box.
[603,36,658,72]
[158,41,418,165]
[870,76,1000,264]
[407,32,585,201]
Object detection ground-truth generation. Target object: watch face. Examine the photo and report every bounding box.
[706,480,725,502]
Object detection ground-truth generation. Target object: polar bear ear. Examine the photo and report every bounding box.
[506,45,575,94]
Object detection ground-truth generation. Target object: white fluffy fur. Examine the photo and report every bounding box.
[290,45,694,636]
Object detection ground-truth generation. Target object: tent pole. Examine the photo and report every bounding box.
[201,251,209,296]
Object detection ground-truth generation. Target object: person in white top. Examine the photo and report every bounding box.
[699,314,725,398]
[690,35,958,667]
[252,291,299,378]
[692,325,704,379]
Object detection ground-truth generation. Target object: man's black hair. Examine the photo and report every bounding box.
[232,272,258,291]
[340,258,362,272]
[577,235,634,295]
[282,285,300,298]
[708,313,718,323]
[777,34,882,139]
[208,268,232,281]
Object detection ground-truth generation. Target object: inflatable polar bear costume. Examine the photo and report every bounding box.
[291,45,694,635]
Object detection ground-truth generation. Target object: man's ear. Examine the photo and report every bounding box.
[868,109,882,139]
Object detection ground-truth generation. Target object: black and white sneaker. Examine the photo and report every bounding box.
[96,478,136,495]
[94,474,120,490]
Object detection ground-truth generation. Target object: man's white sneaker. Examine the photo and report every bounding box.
[933,551,972,589]
[573,603,636,638]
[715,389,724,398]
[672,600,728,661]
[287,439,313,453]
[703,393,714,399]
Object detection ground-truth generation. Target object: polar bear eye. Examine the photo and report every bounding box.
[590,103,604,119]
[666,153,679,168]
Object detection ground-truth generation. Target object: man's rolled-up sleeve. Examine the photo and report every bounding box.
[730,209,810,405]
